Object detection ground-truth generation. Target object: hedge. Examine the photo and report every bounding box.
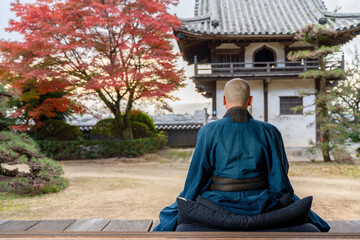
[36,134,167,160]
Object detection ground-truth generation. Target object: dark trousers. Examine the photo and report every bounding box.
[175,223,320,232]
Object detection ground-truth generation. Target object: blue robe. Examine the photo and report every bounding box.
[153,107,330,232]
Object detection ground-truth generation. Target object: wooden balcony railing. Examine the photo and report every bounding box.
[194,60,344,77]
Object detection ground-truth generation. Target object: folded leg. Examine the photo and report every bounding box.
[175,223,320,232]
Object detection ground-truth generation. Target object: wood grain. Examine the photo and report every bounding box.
[102,219,153,232]
[64,219,110,231]
[0,220,8,226]
[0,231,360,239]
[26,220,75,232]
[0,220,40,231]
[150,220,160,232]
[329,220,360,233]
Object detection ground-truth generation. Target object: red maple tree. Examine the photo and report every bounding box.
[0,43,83,131]
[1,0,185,139]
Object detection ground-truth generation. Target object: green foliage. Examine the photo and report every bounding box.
[0,84,17,131]
[32,119,82,141]
[294,24,337,45]
[300,69,344,79]
[37,134,167,160]
[323,46,360,144]
[288,45,340,62]
[0,130,67,195]
[55,125,82,141]
[91,112,157,140]
[0,131,40,161]
[90,118,122,140]
[288,23,345,162]
[32,157,64,179]
[129,111,157,133]
[130,121,154,139]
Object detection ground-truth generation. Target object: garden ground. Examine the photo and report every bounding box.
[1,148,360,221]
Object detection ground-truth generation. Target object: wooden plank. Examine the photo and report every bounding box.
[102,219,153,232]
[0,220,8,226]
[26,220,75,232]
[150,220,160,232]
[329,220,360,233]
[0,220,40,231]
[64,219,110,232]
[0,231,360,239]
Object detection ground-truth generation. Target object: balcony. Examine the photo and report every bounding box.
[194,60,344,79]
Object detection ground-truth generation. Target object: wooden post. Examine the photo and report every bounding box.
[315,78,320,143]
[194,55,198,76]
[212,81,217,118]
[263,79,270,122]
[230,63,233,73]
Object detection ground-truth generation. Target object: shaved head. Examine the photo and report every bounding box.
[224,78,251,107]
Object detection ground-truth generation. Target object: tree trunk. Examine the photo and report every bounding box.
[121,91,134,140]
[318,73,331,162]
[121,126,133,140]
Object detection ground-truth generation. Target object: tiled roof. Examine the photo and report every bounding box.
[76,124,203,131]
[179,0,360,35]
[77,125,94,131]
[156,123,203,130]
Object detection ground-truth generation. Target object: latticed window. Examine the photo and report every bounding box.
[279,97,303,115]
[216,53,240,63]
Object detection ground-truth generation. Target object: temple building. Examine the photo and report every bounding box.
[174,0,360,149]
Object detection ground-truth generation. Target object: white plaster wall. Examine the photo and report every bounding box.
[268,79,316,148]
[245,42,285,67]
[216,80,264,120]
[215,81,227,117]
[216,79,316,148]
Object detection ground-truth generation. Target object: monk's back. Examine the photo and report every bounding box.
[200,116,283,215]
[204,115,276,180]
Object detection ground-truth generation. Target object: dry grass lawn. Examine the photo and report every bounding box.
[1,148,360,221]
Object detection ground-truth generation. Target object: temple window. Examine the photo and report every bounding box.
[216,53,241,63]
[279,96,303,115]
[254,46,276,67]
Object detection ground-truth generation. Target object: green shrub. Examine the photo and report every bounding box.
[56,125,82,141]
[130,110,157,133]
[37,134,167,160]
[130,121,154,139]
[32,119,81,141]
[0,131,68,195]
[33,119,66,140]
[90,118,122,140]
[91,112,157,140]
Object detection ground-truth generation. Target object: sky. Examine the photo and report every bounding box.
[0,0,359,114]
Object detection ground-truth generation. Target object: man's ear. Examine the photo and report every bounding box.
[248,96,253,106]
[223,95,226,106]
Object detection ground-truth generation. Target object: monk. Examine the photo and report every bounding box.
[153,78,329,232]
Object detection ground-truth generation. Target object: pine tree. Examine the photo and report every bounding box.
[288,24,344,162]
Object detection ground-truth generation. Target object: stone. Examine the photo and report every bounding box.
[332,143,360,164]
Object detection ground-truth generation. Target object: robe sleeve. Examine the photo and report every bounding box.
[153,125,214,231]
[266,126,294,195]
[266,126,330,232]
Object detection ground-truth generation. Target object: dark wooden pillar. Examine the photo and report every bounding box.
[235,43,249,62]
[315,78,321,143]
[263,79,270,122]
[208,41,221,62]
[212,81,217,118]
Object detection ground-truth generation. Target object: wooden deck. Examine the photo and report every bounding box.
[0,220,358,239]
